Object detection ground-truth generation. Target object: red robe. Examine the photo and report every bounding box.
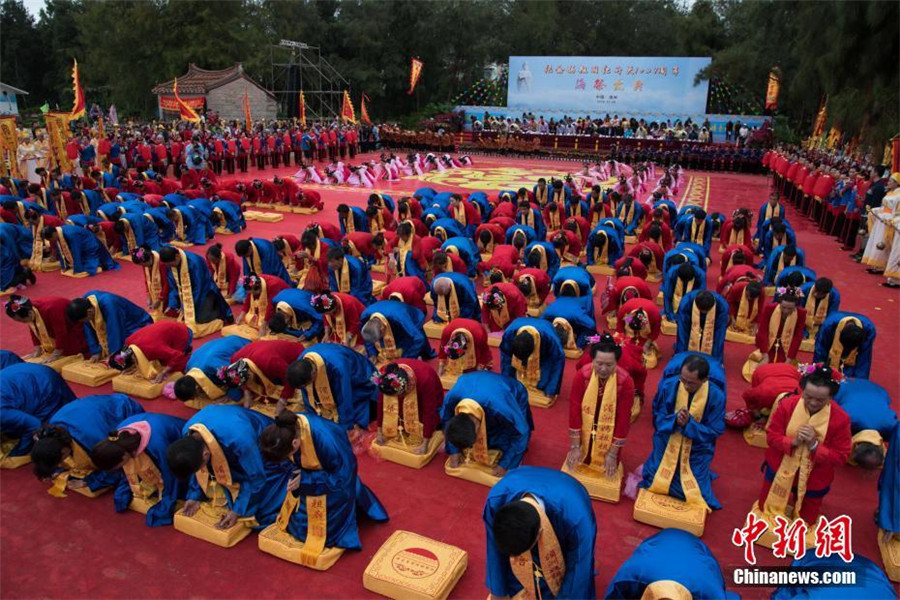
[451,201,481,228]
[616,298,662,342]
[381,277,428,314]
[488,216,516,231]
[719,244,756,277]
[207,251,241,296]
[717,265,762,295]
[627,241,664,274]
[477,245,520,279]
[298,189,323,210]
[755,303,807,362]
[231,339,306,399]
[375,358,444,438]
[310,222,342,243]
[763,394,851,494]
[274,179,300,205]
[613,256,648,280]
[491,202,517,220]
[343,232,379,262]
[243,275,290,323]
[719,220,752,248]
[608,276,652,314]
[30,297,88,356]
[215,190,244,206]
[568,365,635,446]
[437,318,492,368]
[742,363,800,412]
[513,268,551,305]
[542,203,565,233]
[474,223,505,252]
[123,320,192,373]
[251,180,279,204]
[725,280,765,324]
[324,293,365,344]
[481,282,528,332]
[639,220,673,250]
[566,216,591,246]
[443,253,468,275]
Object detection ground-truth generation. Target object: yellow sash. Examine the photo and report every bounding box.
[828,317,861,370]
[273,415,327,565]
[548,210,560,230]
[245,279,270,328]
[275,301,298,329]
[173,210,185,242]
[764,203,778,223]
[336,258,351,294]
[509,496,565,600]
[142,251,163,305]
[445,328,478,375]
[188,423,241,505]
[728,226,746,247]
[689,302,716,356]
[29,307,55,354]
[122,451,163,500]
[763,400,831,518]
[174,250,222,338]
[185,367,225,401]
[243,358,283,402]
[735,288,759,333]
[641,581,692,600]
[511,325,541,389]
[766,305,797,358]
[455,399,491,465]
[672,279,695,314]
[805,292,829,331]
[535,186,548,205]
[325,300,349,345]
[48,441,96,498]
[55,226,77,272]
[648,381,711,511]
[453,203,467,226]
[489,300,511,330]
[620,202,634,225]
[370,314,400,361]
[691,218,706,245]
[304,353,337,421]
[552,318,577,351]
[86,295,110,358]
[129,344,163,380]
[436,282,461,322]
[342,213,355,234]
[396,226,415,278]
[29,216,45,269]
[248,242,263,274]
[580,370,618,468]
[382,364,423,445]
[121,219,137,252]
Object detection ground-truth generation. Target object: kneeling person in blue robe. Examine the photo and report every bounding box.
[360,299,435,365]
[174,335,252,407]
[327,246,374,306]
[674,290,729,363]
[43,224,119,275]
[268,289,324,342]
[813,311,875,379]
[484,466,597,600]
[67,291,153,360]
[431,272,480,323]
[500,317,566,399]
[0,363,76,459]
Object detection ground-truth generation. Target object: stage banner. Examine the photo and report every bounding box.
[159,96,206,111]
[765,69,780,110]
[44,112,73,173]
[507,56,711,116]
[0,116,19,177]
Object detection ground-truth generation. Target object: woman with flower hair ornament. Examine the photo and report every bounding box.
[219,339,306,414]
[228,274,289,340]
[312,290,365,348]
[108,320,193,384]
[131,246,170,317]
[481,283,528,334]
[437,318,492,386]
[372,359,444,461]
[742,286,808,381]
[4,294,87,363]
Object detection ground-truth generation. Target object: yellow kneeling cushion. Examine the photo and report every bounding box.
[222,323,260,340]
[24,354,80,373]
[372,432,445,469]
[423,321,448,340]
[363,530,468,600]
[633,488,707,537]
[61,360,118,387]
[526,388,556,409]
[878,529,900,583]
[561,461,623,503]
[173,506,253,548]
[257,523,345,570]
[444,456,501,488]
[112,372,181,399]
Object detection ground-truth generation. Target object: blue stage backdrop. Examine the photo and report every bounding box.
[508,56,712,117]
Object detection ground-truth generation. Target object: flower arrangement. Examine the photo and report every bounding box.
[242,274,261,290]
[482,289,506,309]
[623,311,647,330]
[311,292,336,312]
[216,361,249,388]
[443,334,468,359]
[775,286,804,300]
[371,369,408,395]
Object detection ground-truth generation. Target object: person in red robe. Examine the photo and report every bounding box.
[373,359,444,454]
[551,229,583,264]
[719,244,756,279]
[381,277,428,315]
[639,209,673,249]
[542,202,565,235]
[754,287,807,364]
[437,317,492,375]
[431,251,467,276]
[475,223,505,255]
[477,245,520,281]
[627,240,664,279]
[250,179,279,205]
[489,215,516,231]
[757,365,852,523]
[312,291,365,347]
[205,243,241,301]
[727,362,802,429]
[297,188,323,210]
[297,230,330,292]
[717,263,762,295]
[513,268,551,312]
[566,216,591,248]
[4,295,87,359]
[272,176,300,206]
[615,297,662,378]
[725,280,764,336]
[342,231,386,266]
[397,198,423,221]
[481,283,528,332]
[719,213,752,250]
[613,256,648,280]
[448,193,481,230]
[227,339,306,404]
[567,334,635,476]
[237,274,290,336]
[606,275,652,317]
[108,320,193,382]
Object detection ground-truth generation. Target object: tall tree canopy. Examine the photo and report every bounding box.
[2,0,896,149]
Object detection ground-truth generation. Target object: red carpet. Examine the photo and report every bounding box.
[1,156,897,598]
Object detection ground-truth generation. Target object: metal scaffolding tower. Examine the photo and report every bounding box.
[269,40,350,120]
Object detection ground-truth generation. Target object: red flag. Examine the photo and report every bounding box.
[341,90,356,123]
[360,93,372,125]
[242,89,252,129]
[407,58,424,95]
[69,58,86,120]
[174,77,201,123]
[299,90,307,127]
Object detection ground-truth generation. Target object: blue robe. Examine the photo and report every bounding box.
[500,317,566,396]
[517,208,546,240]
[441,372,534,470]
[660,352,728,395]
[542,297,597,348]
[0,363,76,456]
[298,344,377,431]
[81,291,153,357]
[57,224,119,275]
[328,254,374,306]
[371,193,395,213]
[430,218,466,241]
[524,241,560,280]
[759,227,797,260]
[120,200,150,215]
[565,199,590,219]
[442,236,481,278]
[0,350,23,369]
[674,214,713,255]
[675,241,708,266]
[360,300,435,360]
[653,200,678,224]
[430,272,480,323]
[775,266,816,288]
[243,238,292,284]
[162,193,188,207]
[597,218,626,241]
[421,207,449,226]
[813,312,875,379]
[166,249,233,323]
[184,335,252,402]
[186,201,215,240]
[615,201,643,235]
[183,406,290,527]
[484,467,597,600]
[414,187,437,200]
[878,423,900,535]
[146,207,175,242]
[0,223,31,288]
[468,192,492,221]
[799,282,840,339]
[112,413,189,527]
[756,202,786,239]
[674,290,729,362]
[763,245,806,286]
[212,200,245,233]
[80,190,103,215]
[48,394,145,492]
[551,266,596,318]
[833,379,897,438]
[96,201,123,221]
[586,225,624,266]
[432,191,455,208]
[339,207,369,235]
[505,224,537,248]
[271,289,324,341]
[605,529,736,599]
[640,376,725,509]
[120,213,161,252]
[663,247,703,273]
[661,265,707,321]
[65,214,102,228]
[771,554,896,599]
[283,413,388,550]
[174,205,210,246]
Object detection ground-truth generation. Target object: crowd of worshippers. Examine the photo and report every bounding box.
[1,160,897,597]
[766,147,900,289]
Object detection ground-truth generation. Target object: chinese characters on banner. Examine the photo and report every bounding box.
[0,116,20,177]
[44,112,73,173]
[732,513,854,565]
